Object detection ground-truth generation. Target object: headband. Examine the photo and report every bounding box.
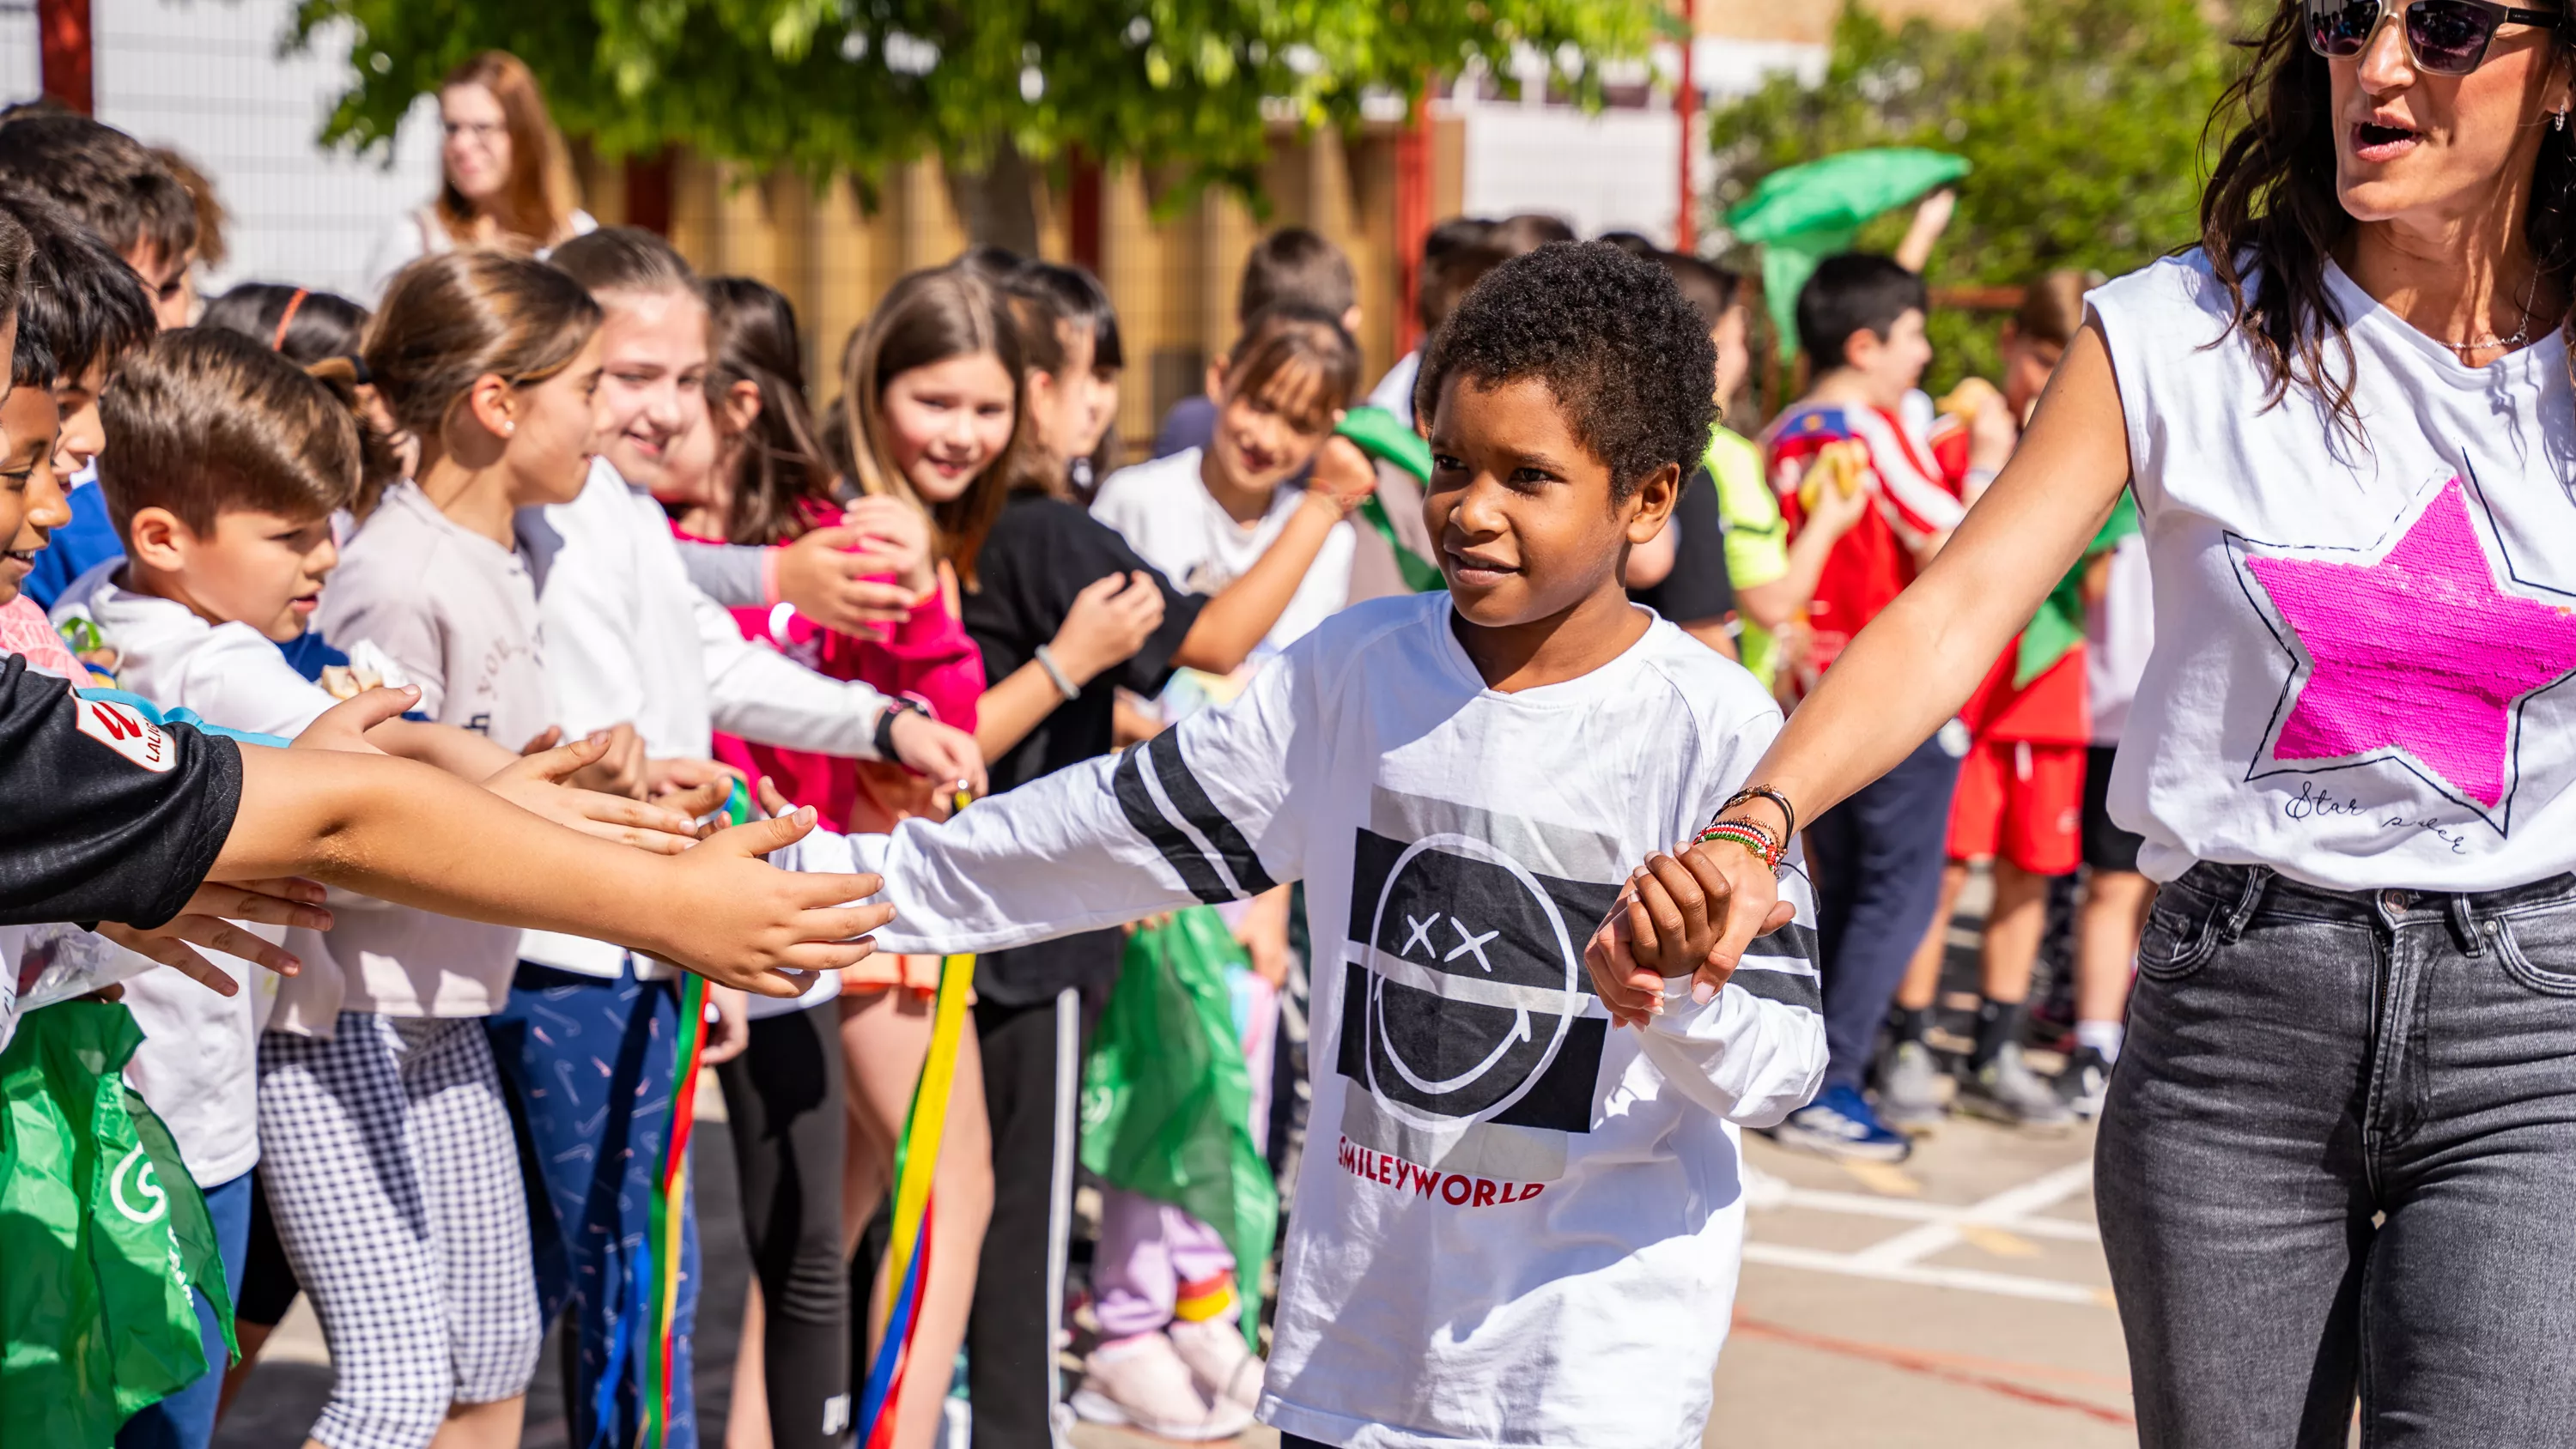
[271,288,309,351]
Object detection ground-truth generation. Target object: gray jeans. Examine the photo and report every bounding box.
[2100,862,2576,1447]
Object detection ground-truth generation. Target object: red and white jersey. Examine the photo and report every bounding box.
[1765,399,1970,681]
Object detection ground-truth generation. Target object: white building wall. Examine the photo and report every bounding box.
[0,0,438,301]
[1449,35,1822,250]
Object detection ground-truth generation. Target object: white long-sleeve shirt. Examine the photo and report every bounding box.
[818,593,1826,1448]
[517,458,900,977]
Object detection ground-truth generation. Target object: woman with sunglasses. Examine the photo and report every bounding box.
[1593,0,2576,1442]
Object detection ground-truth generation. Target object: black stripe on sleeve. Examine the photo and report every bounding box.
[1110,744,1235,905]
[1753,921,1820,962]
[1729,967,1822,1014]
[1145,728,1279,896]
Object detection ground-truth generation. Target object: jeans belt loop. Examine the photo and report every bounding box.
[2447,893,2488,956]
[2221,866,2273,945]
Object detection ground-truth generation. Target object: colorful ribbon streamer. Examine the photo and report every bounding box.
[638,782,749,1448]
[856,787,980,1449]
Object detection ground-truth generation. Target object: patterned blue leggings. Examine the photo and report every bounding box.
[483,962,700,1449]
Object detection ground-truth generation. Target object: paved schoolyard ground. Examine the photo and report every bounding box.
[221,1094,2124,1449]
[1067,1115,2123,1449]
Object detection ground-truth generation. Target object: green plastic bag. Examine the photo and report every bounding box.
[1723,149,1972,360]
[1334,405,1445,595]
[1078,908,1279,1349]
[1,1001,233,1446]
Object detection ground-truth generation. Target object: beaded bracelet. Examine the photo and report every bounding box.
[1722,785,1798,841]
[1695,818,1785,875]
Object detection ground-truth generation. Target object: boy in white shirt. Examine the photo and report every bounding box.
[808,242,1827,1447]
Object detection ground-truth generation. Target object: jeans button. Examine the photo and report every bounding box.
[2382,888,2412,912]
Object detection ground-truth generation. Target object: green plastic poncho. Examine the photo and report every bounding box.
[1725,149,1972,360]
[1078,908,1278,1349]
[1,1001,233,1446]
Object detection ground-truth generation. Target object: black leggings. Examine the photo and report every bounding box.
[716,999,851,1449]
[965,989,1083,1449]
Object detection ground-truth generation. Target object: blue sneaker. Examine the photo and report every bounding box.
[1771,1082,1914,1162]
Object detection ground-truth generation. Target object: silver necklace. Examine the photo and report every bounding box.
[2442,265,2545,357]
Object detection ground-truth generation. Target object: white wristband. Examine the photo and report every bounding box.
[1034,644,1080,700]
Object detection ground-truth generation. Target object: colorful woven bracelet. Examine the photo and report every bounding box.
[1722,785,1798,841]
[1695,819,1784,874]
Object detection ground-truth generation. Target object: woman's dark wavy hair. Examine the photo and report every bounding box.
[701,276,839,547]
[2202,0,2576,433]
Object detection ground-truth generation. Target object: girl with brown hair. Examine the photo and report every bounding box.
[263,251,626,1449]
[364,52,595,300]
[1600,0,2576,1440]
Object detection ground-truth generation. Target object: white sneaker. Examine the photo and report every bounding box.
[1069,1331,1254,1441]
[1168,1315,1267,1414]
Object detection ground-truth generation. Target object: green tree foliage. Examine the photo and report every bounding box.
[1707,0,2251,390]
[289,0,1659,206]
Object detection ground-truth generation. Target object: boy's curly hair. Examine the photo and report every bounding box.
[1414,241,1716,500]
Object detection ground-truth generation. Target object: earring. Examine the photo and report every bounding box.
[503,421,516,435]
[2558,110,2568,131]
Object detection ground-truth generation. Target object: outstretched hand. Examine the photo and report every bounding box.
[775,524,921,634]
[647,803,893,997]
[292,685,416,755]
[97,878,336,997]
[886,709,987,798]
[1585,840,1795,1029]
[484,734,707,855]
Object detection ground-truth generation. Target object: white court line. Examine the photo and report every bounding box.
[1741,1242,2109,1307]
[1769,1185,2099,1244]
[1741,1159,2107,1306]
[1850,1160,2095,1269]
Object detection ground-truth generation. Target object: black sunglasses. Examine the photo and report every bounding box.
[2307,0,2561,75]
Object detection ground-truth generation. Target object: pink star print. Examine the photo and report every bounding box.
[2244,478,2576,809]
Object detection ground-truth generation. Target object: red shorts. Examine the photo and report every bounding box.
[1947,738,2084,876]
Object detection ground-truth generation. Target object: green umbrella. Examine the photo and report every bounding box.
[1725,149,1971,360]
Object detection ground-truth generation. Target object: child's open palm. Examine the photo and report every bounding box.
[484,731,711,854]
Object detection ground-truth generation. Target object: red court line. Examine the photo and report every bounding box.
[1731,1314,2136,1428]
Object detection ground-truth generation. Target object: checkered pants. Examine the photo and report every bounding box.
[258,1014,542,1449]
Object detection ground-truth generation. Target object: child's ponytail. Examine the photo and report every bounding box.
[299,355,404,520]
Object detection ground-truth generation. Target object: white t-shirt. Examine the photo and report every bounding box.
[820,594,1826,1449]
[2085,530,2153,747]
[1089,447,1356,664]
[2092,251,2576,891]
[46,570,333,1177]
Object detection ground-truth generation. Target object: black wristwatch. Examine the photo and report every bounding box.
[873,698,927,762]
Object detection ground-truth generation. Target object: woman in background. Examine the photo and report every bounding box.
[364,52,594,298]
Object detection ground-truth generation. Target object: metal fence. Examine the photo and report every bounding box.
[3,0,440,302]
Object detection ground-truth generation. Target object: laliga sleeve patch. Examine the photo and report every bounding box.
[75,695,176,773]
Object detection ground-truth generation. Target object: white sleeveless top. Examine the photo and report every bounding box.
[2090,249,2576,893]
